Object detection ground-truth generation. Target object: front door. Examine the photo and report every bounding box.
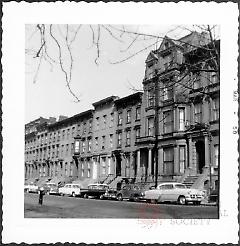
[116,155,122,176]
[195,140,205,174]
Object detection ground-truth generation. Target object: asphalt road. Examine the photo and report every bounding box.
[24,193,218,219]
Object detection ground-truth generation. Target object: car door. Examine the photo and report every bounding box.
[121,186,130,198]
[161,184,175,201]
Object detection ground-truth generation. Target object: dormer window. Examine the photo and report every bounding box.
[165,42,169,49]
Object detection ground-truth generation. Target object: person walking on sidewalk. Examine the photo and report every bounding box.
[38,187,45,205]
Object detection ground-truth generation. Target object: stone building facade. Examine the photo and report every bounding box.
[25,31,219,190]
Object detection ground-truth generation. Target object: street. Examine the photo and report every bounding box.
[24,193,218,219]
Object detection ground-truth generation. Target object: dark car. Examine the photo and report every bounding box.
[102,188,118,200]
[83,184,109,199]
[116,184,145,202]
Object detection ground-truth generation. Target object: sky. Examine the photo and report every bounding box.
[25,24,218,123]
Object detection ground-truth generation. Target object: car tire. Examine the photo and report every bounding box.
[117,194,123,201]
[150,199,157,204]
[133,196,139,202]
[26,189,29,193]
[178,196,187,205]
[99,194,104,200]
[60,193,64,196]
[47,191,50,195]
[72,192,76,197]
[84,194,88,199]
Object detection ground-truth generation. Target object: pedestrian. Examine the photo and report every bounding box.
[38,187,45,205]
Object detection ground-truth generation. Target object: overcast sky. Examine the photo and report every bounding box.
[25,24,212,123]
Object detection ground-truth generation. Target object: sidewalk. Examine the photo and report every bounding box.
[201,198,217,206]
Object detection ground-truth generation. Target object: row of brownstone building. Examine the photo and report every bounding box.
[25,31,219,190]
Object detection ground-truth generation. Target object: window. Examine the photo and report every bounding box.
[117,132,122,147]
[66,144,69,156]
[70,143,73,155]
[81,163,84,177]
[210,72,217,84]
[89,120,92,132]
[96,117,99,130]
[147,117,154,136]
[194,104,202,123]
[103,115,107,128]
[193,75,201,89]
[179,108,185,131]
[136,107,141,121]
[118,112,123,125]
[77,124,81,134]
[110,113,114,127]
[163,111,173,133]
[126,130,131,146]
[75,140,80,153]
[67,129,70,139]
[82,141,86,153]
[126,110,131,123]
[102,158,106,175]
[95,137,98,150]
[135,127,140,140]
[109,134,113,148]
[212,98,219,121]
[179,146,186,173]
[102,136,105,150]
[163,148,174,175]
[147,90,154,107]
[87,162,91,178]
[57,131,60,141]
[65,163,68,176]
[163,83,173,100]
[83,122,87,133]
[62,130,65,140]
[72,127,75,137]
[214,144,219,167]
[88,139,92,152]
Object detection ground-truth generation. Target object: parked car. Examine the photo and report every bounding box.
[58,183,82,197]
[144,182,204,205]
[24,183,39,193]
[40,182,59,195]
[83,184,109,199]
[116,184,145,202]
[102,188,118,200]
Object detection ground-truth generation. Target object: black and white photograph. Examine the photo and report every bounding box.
[2,2,239,244]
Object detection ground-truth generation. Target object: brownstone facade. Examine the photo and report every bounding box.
[25,31,219,191]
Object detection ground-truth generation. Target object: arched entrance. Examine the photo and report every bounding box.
[195,140,205,173]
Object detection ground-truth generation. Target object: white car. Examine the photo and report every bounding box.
[24,183,39,193]
[58,183,82,197]
[144,182,204,205]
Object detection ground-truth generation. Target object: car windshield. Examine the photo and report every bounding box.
[175,184,187,189]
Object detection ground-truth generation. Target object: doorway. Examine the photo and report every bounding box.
[195,140,205,173]
[116,154,122,176]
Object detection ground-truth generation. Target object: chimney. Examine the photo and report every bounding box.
[48,117,57,124]
[58,115,68,121]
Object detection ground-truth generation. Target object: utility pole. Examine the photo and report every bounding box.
[154,70,159,188]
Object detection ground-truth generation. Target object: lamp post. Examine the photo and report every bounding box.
[154,70,159,188]
[208,131,213,198]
